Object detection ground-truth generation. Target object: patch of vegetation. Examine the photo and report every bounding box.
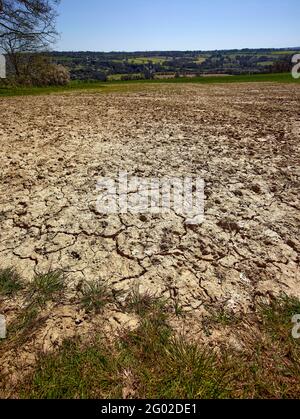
[21,297,231,399]
[153,339,230,399]
[0,72,299,97]
[119,321,229,399]
[7,305,42,346]
[208,306,239,326]
[80,280,114,314]
[261,295,300,332]
[27,270,66,307]
[107,73,142,81]
[18,294,300,399]
[124,284,167,317]
[134,72,300,84]
[0,270,66,345]
[231,296,300,399]
[0,268,23,296]
[48,49,299,82]
[128,56,167,65]
[22,338,122,399]
[173,299,184,318]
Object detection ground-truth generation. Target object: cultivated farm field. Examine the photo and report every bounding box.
[0,82,300,396]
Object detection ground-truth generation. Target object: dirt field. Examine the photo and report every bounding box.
[0,83,300,384]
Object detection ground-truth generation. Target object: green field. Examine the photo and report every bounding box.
[107,73,143,81]
[0,73,298,97]
[195,56,207,64]
[257,61,274,66]
[127,56,167,64]
[270,50,300,55]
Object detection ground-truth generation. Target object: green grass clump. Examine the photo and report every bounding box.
[260,295,300,332]
[2,271,66,345]
[0,268,23,296]
[80,280,114,314]
[6,305,41,346]
[22,339,121,399]
[124,284,167,317]
[209,306,239,326]
[120,312,230,399]
[230,295,300,399]
[27,270,66,307]
[155,339,230,399]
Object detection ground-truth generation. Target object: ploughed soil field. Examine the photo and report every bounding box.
[0,83,299,391]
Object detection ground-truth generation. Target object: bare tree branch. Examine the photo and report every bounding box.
[0,1,60,45]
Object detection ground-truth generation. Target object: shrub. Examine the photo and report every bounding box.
[7,55,70,87]
[27,56,70,86]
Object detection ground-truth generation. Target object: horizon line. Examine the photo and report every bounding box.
[52,46,300,54]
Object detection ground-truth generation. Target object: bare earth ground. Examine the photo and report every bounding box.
[0,83,300,389]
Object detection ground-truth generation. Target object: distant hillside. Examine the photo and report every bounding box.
[49,48,300,81]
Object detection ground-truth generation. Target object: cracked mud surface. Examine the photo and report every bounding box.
[0,83,300,319]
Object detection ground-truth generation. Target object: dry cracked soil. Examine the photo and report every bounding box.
[0,82,300,387]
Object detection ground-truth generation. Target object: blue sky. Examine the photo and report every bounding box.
[56,0,300,51]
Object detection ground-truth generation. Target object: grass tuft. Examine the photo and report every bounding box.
[124,284,168,317]
[80,280,114,314]
[27,270,66,307]
[21,339,121,399]
[231,294,300,399]
[157,338,231,399]
[209,306,238,326]
[0,268,23,296]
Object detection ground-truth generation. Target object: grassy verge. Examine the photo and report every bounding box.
[0,80,142,97]
[122,72,299,84]
[0,73,298,97]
